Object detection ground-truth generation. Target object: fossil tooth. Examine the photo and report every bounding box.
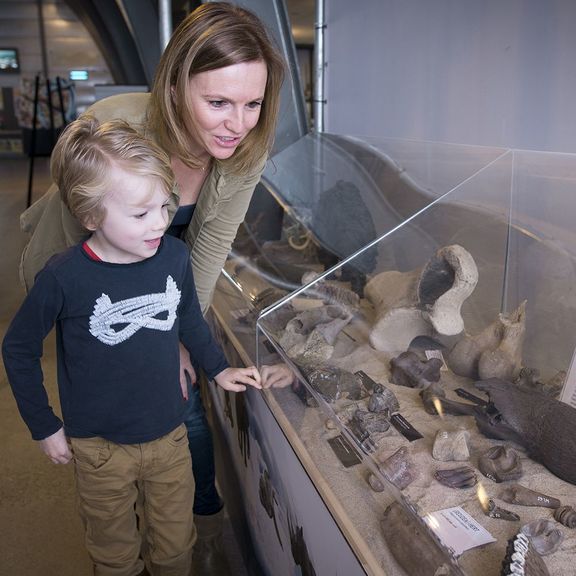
[484,498,520,521]
[478,445,523,483]
[521,519,564,556]
[554,505,576,528]
[500,484,560,509]
[501,532,550,576]
[434,466,478,489]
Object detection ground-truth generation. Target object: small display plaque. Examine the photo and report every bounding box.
[424,506,496,556]
[327,435,362,468]
[560,347,576,409]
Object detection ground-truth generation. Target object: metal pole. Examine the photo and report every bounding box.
[313,0,326,132]
[159,0,173,51]
[36,0,49,79]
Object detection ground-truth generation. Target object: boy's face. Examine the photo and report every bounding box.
[87,166,170,263]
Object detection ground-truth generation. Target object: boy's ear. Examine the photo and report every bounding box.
[82,215,98,232]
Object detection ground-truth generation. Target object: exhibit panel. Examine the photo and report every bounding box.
[210,136,576,576]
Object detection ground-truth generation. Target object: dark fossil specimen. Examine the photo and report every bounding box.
[381,502,462,576]
[368,384,399,415]
[297,364,366,403]
[474,378,576,486]
[389,351,443,389]
[554,505,576,528]
[478,445,523,483]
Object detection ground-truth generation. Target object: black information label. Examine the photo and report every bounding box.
[455,388,488,406]
[355,370,380,392]
[327,435,363,467]
[390,413,423,442]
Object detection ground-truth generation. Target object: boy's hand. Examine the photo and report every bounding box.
[179,341,197,400]
[214,366,262,392]
[39,427,72,465]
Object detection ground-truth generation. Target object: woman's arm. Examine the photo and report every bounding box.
[184,157,267,315]
[20,184,88,292]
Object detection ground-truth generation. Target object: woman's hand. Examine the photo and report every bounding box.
[39,428,72,465]
[260,364,296,389]
[214,366,262,392]
[179,341,197,400]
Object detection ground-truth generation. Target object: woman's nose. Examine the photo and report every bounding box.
[224,108,243,133]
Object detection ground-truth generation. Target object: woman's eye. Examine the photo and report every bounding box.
[209,100,226,108]
[247,101,263,110]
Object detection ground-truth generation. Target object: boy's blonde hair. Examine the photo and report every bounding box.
[51,115,174,229]
[149,2,285,174]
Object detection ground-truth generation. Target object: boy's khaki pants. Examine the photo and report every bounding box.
[70,424,196,576]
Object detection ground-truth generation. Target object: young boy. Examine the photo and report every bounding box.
[2,116,261,576]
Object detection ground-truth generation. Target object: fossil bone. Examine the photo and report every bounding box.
[432,429,470,462]
[365,244,478,351]
[389,351,442,389]
[446,301,526,380]
[554,505,576,528]
[500,484,560,509]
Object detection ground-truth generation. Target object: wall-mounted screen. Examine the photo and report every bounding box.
[0,48,20,73]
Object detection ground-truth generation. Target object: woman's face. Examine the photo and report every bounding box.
[185,60,268,160]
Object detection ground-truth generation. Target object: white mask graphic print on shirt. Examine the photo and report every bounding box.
[89,276,181,346]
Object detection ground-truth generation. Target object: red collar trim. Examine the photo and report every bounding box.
[83,241,102,261]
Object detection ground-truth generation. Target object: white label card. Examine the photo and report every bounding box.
[424,506,496,557]
[560,347,576,409]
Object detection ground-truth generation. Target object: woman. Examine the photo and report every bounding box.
[19,3,285,573]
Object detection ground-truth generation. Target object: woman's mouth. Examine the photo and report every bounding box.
[215,135,241,148]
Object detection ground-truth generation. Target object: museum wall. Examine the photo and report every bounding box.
[324,0,576,153]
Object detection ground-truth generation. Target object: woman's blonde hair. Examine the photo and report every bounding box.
[149,2,285,174]
[51,115,174,229]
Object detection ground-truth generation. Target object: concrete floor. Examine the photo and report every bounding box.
[0,157,247,576]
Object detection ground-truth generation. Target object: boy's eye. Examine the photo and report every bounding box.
[134,212,147,219]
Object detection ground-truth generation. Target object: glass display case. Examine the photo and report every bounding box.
[208,134,576,576]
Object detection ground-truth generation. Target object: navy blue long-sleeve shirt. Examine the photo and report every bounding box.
[2,236,229,444]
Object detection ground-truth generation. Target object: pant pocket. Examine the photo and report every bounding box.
[70,437,112,471]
